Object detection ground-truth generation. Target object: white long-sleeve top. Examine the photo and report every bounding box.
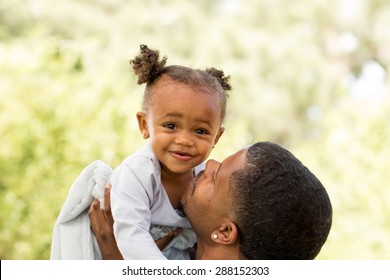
[111,143,199,260]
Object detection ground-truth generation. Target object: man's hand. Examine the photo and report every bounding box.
[155,228,182,250]
[88,184,123,259]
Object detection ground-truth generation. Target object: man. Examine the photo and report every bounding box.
[89,142,333,259]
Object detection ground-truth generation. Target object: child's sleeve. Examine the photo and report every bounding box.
[111,156,167,260]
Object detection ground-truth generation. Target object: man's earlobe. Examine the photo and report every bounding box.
[211,222,238,245]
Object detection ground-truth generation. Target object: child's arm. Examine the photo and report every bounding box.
[89,184,181,259]
[111,157,167,260]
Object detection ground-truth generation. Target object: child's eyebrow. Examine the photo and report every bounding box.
[157,113,182,121]
[159,113,215,127]
[163,113,182,117]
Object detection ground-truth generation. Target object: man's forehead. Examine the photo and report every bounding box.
[219,148,247,174]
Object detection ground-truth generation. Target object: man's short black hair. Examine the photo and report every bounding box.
[231,142,332,259]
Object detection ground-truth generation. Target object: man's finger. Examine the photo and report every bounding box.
[103,183,114,225]
[155,228,182,250]
[89,198,106,234]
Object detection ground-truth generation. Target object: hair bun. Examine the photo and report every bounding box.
[130,44,167,84]
[205,67,232,91]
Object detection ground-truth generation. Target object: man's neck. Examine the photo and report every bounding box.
[196,241,241,260]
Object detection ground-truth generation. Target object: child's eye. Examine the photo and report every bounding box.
[195,128,209,135]
[163,123,176,130]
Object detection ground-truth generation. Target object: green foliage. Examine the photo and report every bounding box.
[1,0,389,259]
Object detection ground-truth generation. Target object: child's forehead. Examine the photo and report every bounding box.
[149,81,223,120]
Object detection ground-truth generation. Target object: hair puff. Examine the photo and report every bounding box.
[130,44,167,85]
[205,67,232,91]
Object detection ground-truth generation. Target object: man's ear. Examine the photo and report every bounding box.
[136,111,149,139]
[213,127,225,146]
[210,221,238,245]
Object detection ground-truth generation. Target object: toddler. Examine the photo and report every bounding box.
[110,45,231,259]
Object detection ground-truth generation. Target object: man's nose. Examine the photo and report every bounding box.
[205,159,220,173]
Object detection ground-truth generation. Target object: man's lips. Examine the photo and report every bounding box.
[191,170,204,195]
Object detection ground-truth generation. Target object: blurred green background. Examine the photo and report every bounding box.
[1,0,389,260]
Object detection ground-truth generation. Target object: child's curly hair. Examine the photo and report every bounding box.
[130,44,231,122]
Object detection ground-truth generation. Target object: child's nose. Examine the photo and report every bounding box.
[175,131,195,147]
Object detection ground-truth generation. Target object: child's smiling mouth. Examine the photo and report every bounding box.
[170,151,194,161]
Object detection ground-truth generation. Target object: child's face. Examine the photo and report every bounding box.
[137,78,224,175]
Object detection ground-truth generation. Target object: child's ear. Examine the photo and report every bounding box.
[136,112,149,139]
[213,127,225,146]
